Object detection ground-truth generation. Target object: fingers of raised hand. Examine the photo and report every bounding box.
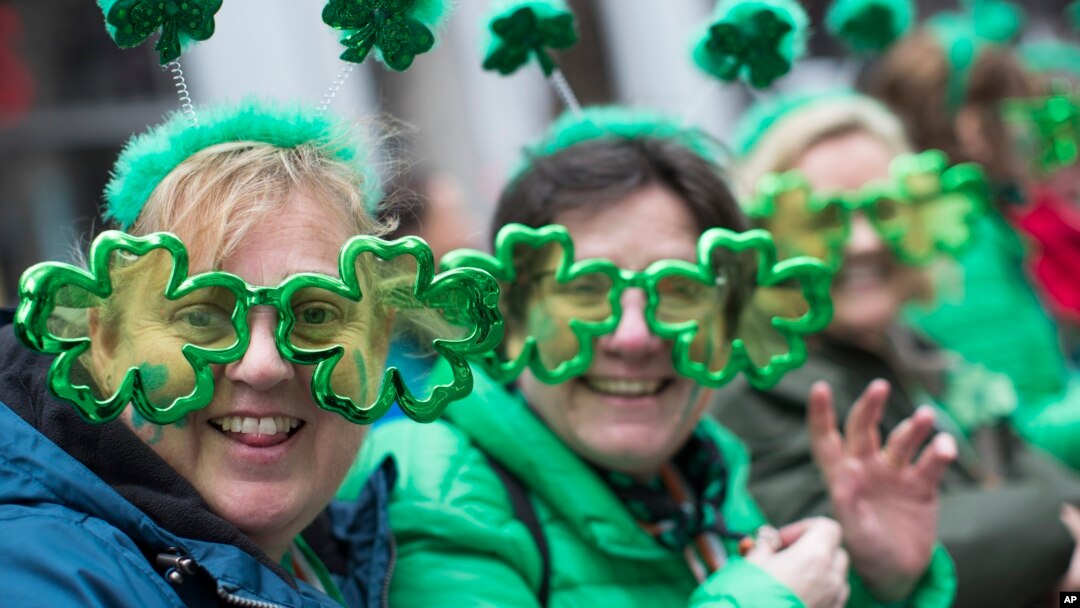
[808,381,843,474]
[844,379,890,458]
[880,405,936,469]
[913,432,957,485]
[1061,503,1080,540]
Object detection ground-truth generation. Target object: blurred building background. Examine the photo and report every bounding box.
[0,0,1074,301]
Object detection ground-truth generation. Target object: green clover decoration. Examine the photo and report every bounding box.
[322,0,435,70]
[16,231,502,425]
[701,9,794,89]
[750,149,988,267]
[482,4,578,77]
[1004,92,1080,176]
[441,223,833,389]
[440,224,622,385]
[104,0,223,65]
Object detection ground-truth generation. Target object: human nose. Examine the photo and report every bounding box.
[225,307,295,390]
[599,289,665,356]
[845,213,884,255]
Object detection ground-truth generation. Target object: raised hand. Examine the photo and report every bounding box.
[807,379,957,602]
[745,518,851,608]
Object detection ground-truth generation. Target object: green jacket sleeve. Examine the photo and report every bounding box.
[690,559,805,607]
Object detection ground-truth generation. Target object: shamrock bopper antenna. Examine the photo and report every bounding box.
[320,0,455,109]
[692,0,809,91]
[480,0,582,114]
[97,0,222,125]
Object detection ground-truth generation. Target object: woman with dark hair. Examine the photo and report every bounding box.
[347,108,958,607]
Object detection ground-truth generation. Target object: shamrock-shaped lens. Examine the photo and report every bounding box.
[17,232,245,424]
[752,174,848,265]
[506,241,617,376]
[649,228,832,389]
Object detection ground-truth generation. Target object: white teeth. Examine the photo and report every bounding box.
[212,415,302,435]
[586,378,663,397]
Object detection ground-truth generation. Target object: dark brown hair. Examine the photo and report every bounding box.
[492,136,751,331]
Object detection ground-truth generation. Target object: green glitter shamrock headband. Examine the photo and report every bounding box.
[98,0,453,126]
[442,223,832,390]
[16,230,503,425]
[746,149,988,267]
[691,0,810,91]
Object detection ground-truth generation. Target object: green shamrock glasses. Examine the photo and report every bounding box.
[16,231,503,425]
[441,223,832,389]
[1004,90,1080,177]
[748,149,988,267]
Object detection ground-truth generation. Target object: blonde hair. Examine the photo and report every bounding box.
[739,93,913,194]
[130,140,389,269]
[739,93,934,304]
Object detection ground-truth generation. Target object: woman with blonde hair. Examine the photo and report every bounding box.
[713,91,1080,608]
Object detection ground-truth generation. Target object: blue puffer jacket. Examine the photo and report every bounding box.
[0,314,394,607]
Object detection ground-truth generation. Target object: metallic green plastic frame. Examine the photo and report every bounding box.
[16,230,503,425]
[645,227,833,389]
[441,223,833,389]
[749,149,987,267]
[441,224,622,384]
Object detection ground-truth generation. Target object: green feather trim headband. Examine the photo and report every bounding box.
[514,105,728,179]
[104,98,382,229]
[730,88,861,158]
[692,0,809,90]
[534,106,724,161]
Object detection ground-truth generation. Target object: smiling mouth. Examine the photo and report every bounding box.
[208,416,305,447]
[582,377,672,397]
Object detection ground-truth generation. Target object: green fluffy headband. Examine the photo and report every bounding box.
[516,106,727,177]
[104,99,382,229]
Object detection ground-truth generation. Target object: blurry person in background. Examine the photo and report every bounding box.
[865,24,1080,472]
[713,91,1080,608]
[863,26,1074,403]
[1006,39,1080,365]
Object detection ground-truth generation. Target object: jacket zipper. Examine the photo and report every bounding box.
[216,585,287,608]
[158,547,287,608]
[380,533,397,608]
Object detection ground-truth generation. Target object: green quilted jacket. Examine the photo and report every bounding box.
[341,369,955,607]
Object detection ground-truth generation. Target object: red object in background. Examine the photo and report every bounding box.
[1013,185,1080,325]
[0,5,34,124]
